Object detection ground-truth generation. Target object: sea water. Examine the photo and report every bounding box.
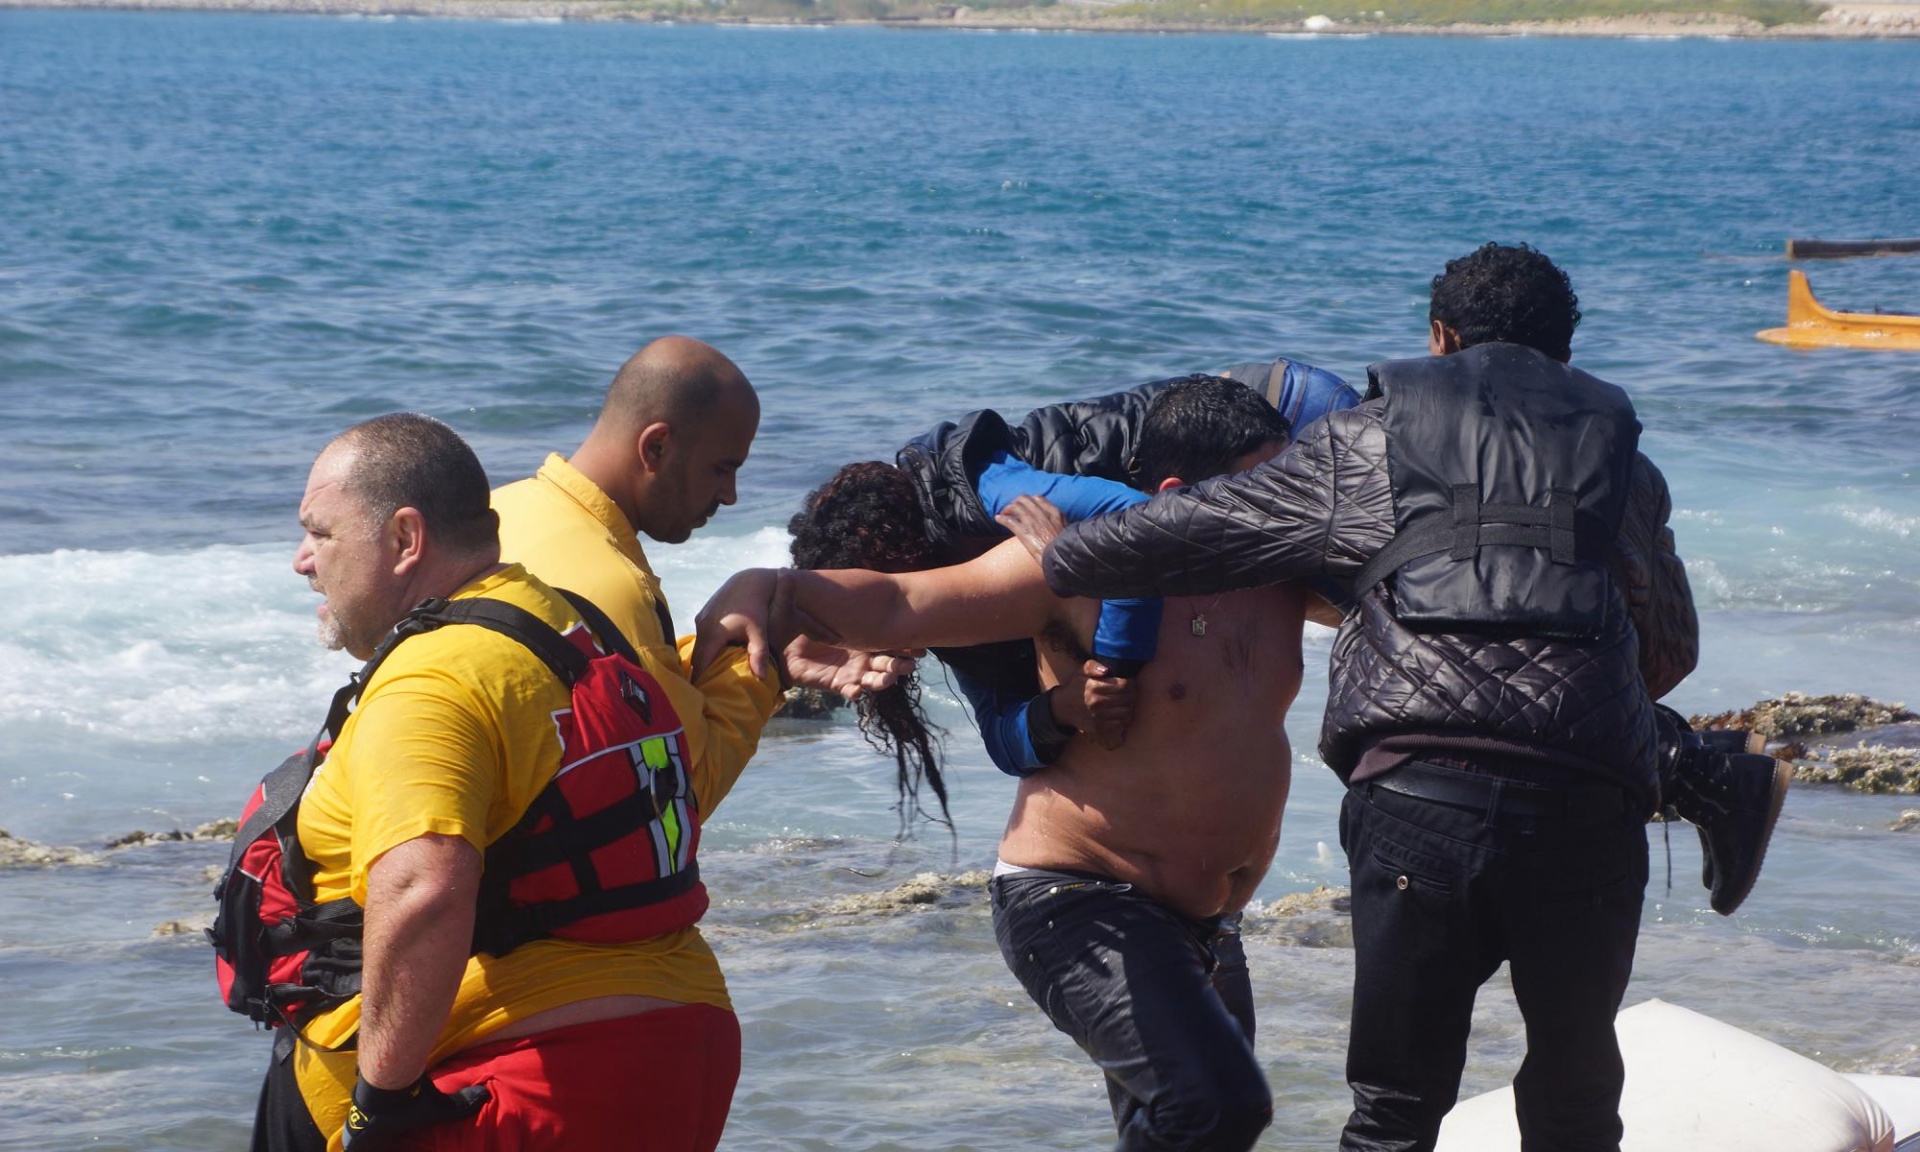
[0,13,1916,1149]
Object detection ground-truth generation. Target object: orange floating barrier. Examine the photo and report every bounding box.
[1757,270,1920,351]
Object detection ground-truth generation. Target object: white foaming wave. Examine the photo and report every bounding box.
[0,530,801,746]
[0,545,357,744]
[646,525,796,620]
[1834,504,1918,539]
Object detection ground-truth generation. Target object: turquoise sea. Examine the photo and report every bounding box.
[1,12,1917,1149]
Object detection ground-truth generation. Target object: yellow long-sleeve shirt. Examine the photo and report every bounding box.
[491,452,783,816]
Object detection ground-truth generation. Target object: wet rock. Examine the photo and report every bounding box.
[105,829,189,849]
[774,687,849,720]
[0,829,103,868]
[153,918,211,938]
[1892,810,1920,833]
[1691,693,1917,741]
[819,870,989,915]
[1794,745,1920,795]
[105,817,240,850]
[1244,886,1353,949]
[194,817,239,840]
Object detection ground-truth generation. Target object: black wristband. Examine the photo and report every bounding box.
[1026,687,1077,762]
[352,1075,423,1112]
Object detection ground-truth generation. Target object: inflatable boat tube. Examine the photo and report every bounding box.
[1435,999,1917,1152]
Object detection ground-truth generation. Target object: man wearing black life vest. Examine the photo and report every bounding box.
[1042,244,1791,1152]
[212,413,905,1152]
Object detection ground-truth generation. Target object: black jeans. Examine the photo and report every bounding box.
[989,867,1272,1152]
[1338,778,1649,1152]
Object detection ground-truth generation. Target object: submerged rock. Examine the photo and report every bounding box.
[105,817,239,850]
[774,687,848,720]
[1244,886,1353,949]
[819,870,991,915]
[1794,745,1920,795]
[1892,810,1920,833]
[0,830,103,868]
[153,917,211,938]
[1690,693,1917,740]
[1691,695,1920,796]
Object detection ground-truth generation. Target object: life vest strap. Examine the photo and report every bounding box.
[474,865,702,957]
[1353,488,1614,598]
[486,788,665,880]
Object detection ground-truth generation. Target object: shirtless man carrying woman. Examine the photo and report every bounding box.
[696,378,1306,1152]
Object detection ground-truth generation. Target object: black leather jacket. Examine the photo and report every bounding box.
[1042,347,1699,796]
[896,359,1359,560]
[895,378,1173,560]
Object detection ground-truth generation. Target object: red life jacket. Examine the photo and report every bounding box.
[208,591,707,1032]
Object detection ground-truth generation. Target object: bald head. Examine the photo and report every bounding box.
[595,336,757,440]
[573,337,761,543]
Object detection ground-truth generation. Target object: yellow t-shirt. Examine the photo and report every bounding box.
[493,452,782,814]
[290,565,740,1147]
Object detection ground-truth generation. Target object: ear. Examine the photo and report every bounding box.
[1429,320,1463,356]
[1156,476,1184,494]
[387,507,428,576]
[635,422,673,474]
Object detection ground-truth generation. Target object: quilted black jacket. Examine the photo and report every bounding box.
[896,359,1359,560]
[894,376,1187,559]
[1041,398,1699,786]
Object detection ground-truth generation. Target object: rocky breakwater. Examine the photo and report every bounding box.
[1692,693,1920,796]
[1812,3,1920,33]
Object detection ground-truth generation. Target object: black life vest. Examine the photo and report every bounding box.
[1316,343,1658,792]
[208,590,706,1033]
[1355,343,1640,639]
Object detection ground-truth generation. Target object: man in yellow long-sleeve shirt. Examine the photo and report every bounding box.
[489,337,904,1145]
[493,337,775,816]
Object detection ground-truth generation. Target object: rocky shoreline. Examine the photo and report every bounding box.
[4,0,1918,38]
[1691,693,1920,796]
[5,694,1915,877]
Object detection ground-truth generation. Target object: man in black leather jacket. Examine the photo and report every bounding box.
[1041,244,1787,1152]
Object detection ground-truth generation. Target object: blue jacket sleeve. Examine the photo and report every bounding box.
[977,455,1162,671]
[947,664,1050,777]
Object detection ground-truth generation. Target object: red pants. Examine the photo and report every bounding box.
[409,1004,741,1152]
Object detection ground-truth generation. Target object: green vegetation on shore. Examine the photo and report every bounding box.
[1111,0,1823,27]
[1112,0,1823,26]
[613,0,1826,27]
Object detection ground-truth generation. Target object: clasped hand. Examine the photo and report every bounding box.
[692,568,916,698]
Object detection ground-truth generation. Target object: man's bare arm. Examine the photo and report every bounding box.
[694,540,1065,677]
[789,539,1064,652]
[356,833,482,1089]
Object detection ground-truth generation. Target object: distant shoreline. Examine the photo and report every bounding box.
[7,0,1919,38]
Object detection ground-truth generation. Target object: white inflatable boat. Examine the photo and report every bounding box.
[1437,1000,1920,1152]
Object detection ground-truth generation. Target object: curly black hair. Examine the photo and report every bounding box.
[1128,376,1292,491]
[789,462,950,837]
[1429,242,1582,361]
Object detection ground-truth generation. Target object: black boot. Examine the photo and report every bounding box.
[1654,705,1792,916]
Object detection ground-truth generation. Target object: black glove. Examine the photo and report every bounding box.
[340,1073,490,1150]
